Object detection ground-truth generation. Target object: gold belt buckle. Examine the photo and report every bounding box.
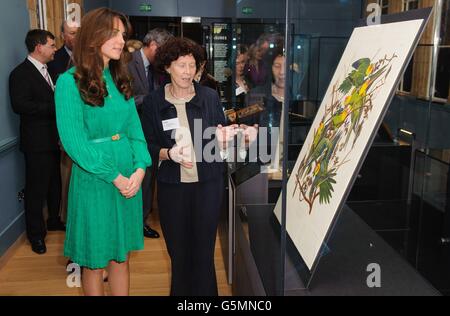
[111,134,120,141]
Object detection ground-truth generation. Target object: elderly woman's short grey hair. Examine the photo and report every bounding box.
[143,28,173,47]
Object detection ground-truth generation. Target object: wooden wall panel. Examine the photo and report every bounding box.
[420,0,436,45]
[411,45,432,98]
[363,1,437,99]
[385,0,437,100]
[389,0,403,14]
[414,0,438,99]
[46,0,63,46]
[27,0,38,29]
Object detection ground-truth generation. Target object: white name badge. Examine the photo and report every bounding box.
[162,118,180,131]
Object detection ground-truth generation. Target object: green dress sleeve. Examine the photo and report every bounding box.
[55,72,120,183]
[126,98,152,171]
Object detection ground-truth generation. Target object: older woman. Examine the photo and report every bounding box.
[141,37,238,296]
[55,8,151,295]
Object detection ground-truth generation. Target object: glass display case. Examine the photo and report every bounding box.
[215,0,449,296]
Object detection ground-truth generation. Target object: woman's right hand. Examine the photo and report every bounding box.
[216,124,238,150]
[113,174,131,197]
[168,145,194,169]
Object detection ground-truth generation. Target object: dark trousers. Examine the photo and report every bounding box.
[24,151,61,242]
[142,164,157,222]
[158,177,224,296]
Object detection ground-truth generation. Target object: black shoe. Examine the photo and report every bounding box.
[31,239,47,254]
[47,219,66,231]
[144,225,160,238]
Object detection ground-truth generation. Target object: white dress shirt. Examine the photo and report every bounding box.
[64,46,73,58]
[27,55,54,90]
[140,48,150,78]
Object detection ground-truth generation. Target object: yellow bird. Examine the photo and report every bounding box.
[314,162,321,176]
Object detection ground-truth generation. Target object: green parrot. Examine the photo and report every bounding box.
[330,102,353,129]
[303,137,332,178]
[341,60,390,148]
[308,132,341,206]
[338,58,371,95]
[312,121,326,149]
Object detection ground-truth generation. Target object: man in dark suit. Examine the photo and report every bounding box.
[9,29,65,255]
[48,21,79,83]
[128,28,172,239]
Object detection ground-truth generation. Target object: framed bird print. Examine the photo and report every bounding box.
[274,9,432,272]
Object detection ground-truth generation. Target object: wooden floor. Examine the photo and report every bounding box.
[0,217,232,296]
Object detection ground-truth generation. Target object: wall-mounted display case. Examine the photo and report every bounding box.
[217,0,449,296]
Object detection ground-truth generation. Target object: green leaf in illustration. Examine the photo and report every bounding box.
[318,176,336,204]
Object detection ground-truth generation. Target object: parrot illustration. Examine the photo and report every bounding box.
[293,54,397,214]
[339,58,390,148]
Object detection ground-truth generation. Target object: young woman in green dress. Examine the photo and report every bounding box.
[55,8,152,296]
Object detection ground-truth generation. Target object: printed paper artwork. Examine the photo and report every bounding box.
[274,19,427,270]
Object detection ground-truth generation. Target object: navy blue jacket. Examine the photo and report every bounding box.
[47,47,71,83]
[142,82,226,184]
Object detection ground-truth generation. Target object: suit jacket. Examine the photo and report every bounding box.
[9,59,59,153]
[128,50,151,111]
[47,47,71,83]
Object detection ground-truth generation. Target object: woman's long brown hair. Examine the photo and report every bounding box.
[73,8,132,106]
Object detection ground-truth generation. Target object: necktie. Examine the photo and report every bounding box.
[42,66,54,90]
[147,64,154,92]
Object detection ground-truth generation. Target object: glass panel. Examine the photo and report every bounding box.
[401,57,414,93]
[434,47,450,100]
[227,15,288,296]
[284,0,361,293]
[280,0,441,296]
[414,151,450,295]
[409,0,419,11]
[441,0,450,45]
[229,0,447,296]
[382,0,389,15]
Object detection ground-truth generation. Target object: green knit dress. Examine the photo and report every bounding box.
[55,67,152,269]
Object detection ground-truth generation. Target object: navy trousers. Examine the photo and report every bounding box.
[157,177,224,296]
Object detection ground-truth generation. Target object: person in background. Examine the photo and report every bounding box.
[246,33,284,88]
[54,8,152,296]
[246,35,270,87]
[249,52,286,170]
[47,20,80,226]
[142,37,249,295]
[48,21,79,83]
[235,44,250,105]
[194,44,220,95]
[128,28,173,110]
[128,28,173,239]
[9,29,65,255]
[126,39,143,53]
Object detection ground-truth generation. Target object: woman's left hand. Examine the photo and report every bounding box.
[240,124,259,146]
[122,168,145,199]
